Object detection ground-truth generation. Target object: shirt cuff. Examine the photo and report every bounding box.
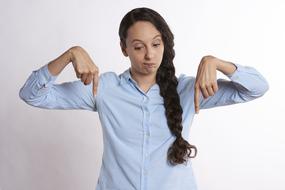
[226,63,245,79]
[37,63,58,87]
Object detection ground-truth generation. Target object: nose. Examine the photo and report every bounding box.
[144,47,155,60]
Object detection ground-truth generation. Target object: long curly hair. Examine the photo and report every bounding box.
[118,7,197,166]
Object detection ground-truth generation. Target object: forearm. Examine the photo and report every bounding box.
[19,48,73,103]
[199,61,269,109]
[216,58,237,76]
[47,48,73,76]
[19,46,97,110]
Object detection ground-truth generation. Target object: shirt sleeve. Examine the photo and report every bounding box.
[19,63,97,111]
[198,63,269,109]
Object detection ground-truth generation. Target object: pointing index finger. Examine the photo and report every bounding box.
[194,85,200,114]
[92,73,98,96]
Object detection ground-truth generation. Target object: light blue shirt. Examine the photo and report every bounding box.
[19,63,269,190]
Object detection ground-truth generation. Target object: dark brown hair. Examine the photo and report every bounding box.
[118,7,197,166]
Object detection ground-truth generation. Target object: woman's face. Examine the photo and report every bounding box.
[121,21,164,76]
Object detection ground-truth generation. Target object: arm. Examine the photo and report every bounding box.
[216,59,237,76]
[197,58,269,110]
[19,46,99,111]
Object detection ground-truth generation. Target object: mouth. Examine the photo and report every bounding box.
[143,63,156,67]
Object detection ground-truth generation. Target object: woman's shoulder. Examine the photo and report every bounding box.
[177,73,196,93]
[178,73,196,85]
[98,70,127,88]
[99,71,118,79]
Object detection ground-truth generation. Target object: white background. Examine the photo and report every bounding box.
[0,0,284,190]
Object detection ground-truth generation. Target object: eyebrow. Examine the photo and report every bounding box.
[131,34,162,43]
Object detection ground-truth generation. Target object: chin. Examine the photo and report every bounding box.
[144,68,158,74]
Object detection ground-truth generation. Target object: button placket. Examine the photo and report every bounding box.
[141,95,151,190]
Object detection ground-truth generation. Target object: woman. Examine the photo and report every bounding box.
[19,7,269,190]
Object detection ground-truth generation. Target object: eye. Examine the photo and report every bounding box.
[153,43,161,47]
[134,46,144,50]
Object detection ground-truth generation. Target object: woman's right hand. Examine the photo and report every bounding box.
[69,46,99,95]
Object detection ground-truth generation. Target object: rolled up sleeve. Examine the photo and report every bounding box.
[19,64,97,111]
[199,63,269,109]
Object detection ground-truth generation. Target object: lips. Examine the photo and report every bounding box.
[143,63,156,66]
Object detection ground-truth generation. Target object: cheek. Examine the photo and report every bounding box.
[129,51,144,62]
[128,55,141,67]
[158,47,164,59]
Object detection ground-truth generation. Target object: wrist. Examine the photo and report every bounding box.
[68,47,76,62]
[201,55,219,69]
[215,59,228,70]
[216,59,237,75]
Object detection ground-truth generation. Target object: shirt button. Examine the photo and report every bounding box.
[144,170,148,175]
[142,96,149,103]
[146,113,150,118]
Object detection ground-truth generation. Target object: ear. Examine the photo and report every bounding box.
[120,41,128,57]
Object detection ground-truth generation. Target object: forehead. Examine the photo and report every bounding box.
[126,21,162,43]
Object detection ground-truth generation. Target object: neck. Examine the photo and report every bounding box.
[130,69,156,92]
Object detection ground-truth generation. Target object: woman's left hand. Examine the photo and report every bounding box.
[194,55,220,114]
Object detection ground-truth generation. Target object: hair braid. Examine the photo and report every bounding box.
[156,34,197,166]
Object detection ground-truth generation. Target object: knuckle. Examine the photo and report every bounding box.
[82,69,89,74]
[201,55,214,62]
[72,46,83,51]
[77,68,86,74]
[213,85,219,92]
[205,83,211,87]
[90,67,96,73]
[93,69,99,75]
[195,86,200,91]
[200,84,206,89]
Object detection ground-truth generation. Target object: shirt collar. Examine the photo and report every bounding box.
[119,67,135,86]
[119,68,159,91]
